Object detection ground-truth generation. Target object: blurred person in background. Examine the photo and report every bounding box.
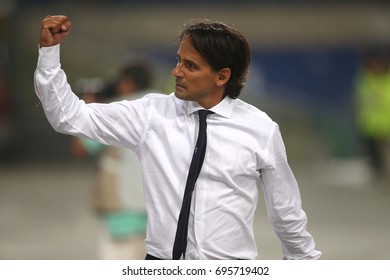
[354,49,390,185]
[72,62,154,259]
[35,15,321,260]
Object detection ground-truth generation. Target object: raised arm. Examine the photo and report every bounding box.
[34,15,146,151]
[40,15,72,47]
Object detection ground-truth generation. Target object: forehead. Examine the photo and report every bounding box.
[177,37,207,65]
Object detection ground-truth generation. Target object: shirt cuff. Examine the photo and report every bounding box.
[283,249,322,260]
[37,44,60,69]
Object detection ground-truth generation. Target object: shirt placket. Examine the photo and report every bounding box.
[192,123,213,260]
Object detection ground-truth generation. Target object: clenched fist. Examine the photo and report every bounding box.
[40,15,72,48]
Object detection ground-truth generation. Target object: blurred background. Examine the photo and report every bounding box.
[1,0,390,260]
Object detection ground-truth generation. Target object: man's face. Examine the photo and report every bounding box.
[172,37,224,108]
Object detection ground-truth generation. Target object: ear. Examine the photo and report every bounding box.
[216,68,231,87]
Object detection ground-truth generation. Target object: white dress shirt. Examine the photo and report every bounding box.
[34,45,322,260]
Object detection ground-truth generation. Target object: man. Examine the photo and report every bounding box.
[354,51,390,183]
[35,15,322,260]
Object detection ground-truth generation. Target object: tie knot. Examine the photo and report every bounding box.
[198,110,213,122]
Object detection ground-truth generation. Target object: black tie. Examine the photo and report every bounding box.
[172,109,213,260]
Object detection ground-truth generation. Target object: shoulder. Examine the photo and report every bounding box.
[133,92,186,117]
[139,92,179,104]
[232,98,277,127]
[122,92,176,108]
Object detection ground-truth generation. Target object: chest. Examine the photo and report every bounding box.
[145,115,266,177]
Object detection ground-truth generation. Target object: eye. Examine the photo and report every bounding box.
[185,62,194,69]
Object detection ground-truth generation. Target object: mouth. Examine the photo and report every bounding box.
[175,83,186,90]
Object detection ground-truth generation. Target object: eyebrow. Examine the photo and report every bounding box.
[177,54,200,68]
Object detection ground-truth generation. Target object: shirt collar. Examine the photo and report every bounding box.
[185,97,234,118]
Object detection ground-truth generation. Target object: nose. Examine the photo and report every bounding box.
[172,63,183,78]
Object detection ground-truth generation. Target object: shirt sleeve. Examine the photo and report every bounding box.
[260,125,322,260]
[33,45,147,150]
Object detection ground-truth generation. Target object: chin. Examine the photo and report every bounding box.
[174,91,190,101]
